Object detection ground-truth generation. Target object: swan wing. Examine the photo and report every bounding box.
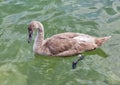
[44,33,97,56]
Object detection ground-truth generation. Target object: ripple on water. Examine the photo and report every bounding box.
[0,0,120,85]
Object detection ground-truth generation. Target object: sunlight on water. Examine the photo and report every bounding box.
[0,0,120,85]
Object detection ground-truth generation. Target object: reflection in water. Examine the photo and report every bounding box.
[83,48,108,58]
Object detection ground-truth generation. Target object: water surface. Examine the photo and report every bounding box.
[0,0,120,85]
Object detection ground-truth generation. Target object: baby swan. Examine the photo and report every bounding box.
[28,21,111,69]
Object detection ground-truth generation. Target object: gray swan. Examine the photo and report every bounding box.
[27,21,111,69]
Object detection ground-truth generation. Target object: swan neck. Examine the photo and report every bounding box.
[33,24,44,52]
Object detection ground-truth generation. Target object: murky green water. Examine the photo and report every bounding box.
[0,0,120,85]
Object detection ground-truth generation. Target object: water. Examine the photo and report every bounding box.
[0,0,120,85]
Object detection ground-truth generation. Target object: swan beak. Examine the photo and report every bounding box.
[28,30,33,43]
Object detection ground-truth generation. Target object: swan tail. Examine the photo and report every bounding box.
[95,36,111,46]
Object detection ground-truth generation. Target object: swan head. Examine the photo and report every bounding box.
[28,21,43,43]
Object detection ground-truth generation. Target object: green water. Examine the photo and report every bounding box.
[0,0,120,85]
